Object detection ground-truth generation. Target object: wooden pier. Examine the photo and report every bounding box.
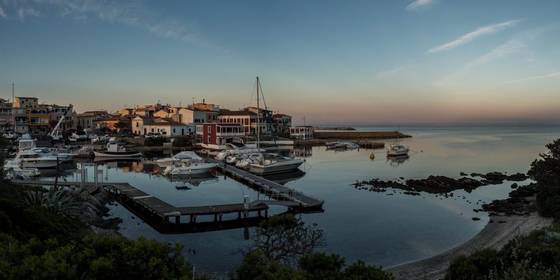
[13,180,270,230]
[210,160,324,211]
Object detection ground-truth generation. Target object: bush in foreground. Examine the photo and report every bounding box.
[0,233,192,280]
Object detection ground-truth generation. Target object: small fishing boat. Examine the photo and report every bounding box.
[94,142,142,158]
[387,144,409,157]
[326,141,359,150]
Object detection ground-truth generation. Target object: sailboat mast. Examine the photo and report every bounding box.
[12,82,15,133]
[256,76,260,150]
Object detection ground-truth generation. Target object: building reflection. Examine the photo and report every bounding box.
[292,146,312,158]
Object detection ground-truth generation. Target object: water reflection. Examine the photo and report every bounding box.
[292,146,313,157]
[386,155,410,167]
[32,127,560,274]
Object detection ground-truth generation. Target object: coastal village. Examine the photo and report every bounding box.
[0,95,306,142]
[0,94,407,149]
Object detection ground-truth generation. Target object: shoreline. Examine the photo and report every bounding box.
[387,212,553,280]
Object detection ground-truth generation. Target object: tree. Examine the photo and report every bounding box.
[253,214,324,264]
[528,138,560,219]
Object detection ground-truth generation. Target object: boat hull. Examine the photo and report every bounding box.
[94,151,143,158]
[249,160,303,175]
[387,151,409,157]
[165,163,217,176]
[21,159,59,169]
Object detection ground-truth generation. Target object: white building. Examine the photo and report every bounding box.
[289,126,314,140]
[132,116,194,137]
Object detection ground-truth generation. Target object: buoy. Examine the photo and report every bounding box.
[369,152,375,160]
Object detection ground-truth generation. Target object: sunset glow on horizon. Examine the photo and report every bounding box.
[1,0,559,125]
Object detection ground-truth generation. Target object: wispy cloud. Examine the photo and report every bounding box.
[504,72,560,84]
[18,8,41,21]
[0,5,6,18]
[376,65,412,79]
[427,20,520,54]
[406,0,434,11]
[465,38,527,69]
[1,0,222,50]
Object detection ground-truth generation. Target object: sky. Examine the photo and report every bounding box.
[0,0,559,125]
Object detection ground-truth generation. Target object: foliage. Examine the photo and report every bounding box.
[236,250,393,280]
[172,136,192,147]
[528,138,560,219]
[24,187,83,218]
[144,136,166,146]
[253,214,324,264]
[446,225,560,280]
[236,249,302,280]
[0,233,192,280]
[445,249,501,280]
[236,215,393,280]
[115,120,130,130]
[0,183,87,241]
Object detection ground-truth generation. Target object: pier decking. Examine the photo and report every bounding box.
[13,180,270,228]
[210,160,324,210]
[13,163,324,232]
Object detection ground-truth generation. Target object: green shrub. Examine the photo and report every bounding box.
[0,233,192,280]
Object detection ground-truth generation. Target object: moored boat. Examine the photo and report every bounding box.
[94,142,142,158]
[163,162,217,176]
[387,144,409,157]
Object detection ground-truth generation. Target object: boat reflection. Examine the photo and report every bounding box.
[168,173,219,189]
[386,154,410,166]
[263,169,306,185]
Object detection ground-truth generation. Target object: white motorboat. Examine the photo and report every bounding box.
[94,142,142,158]
[15,149,60,169]
[215,146,264,161]
[30,147,74,163]
[154,151,203,167]
[249,154,304,175]
[163,162,217,176]
[387,144,409,157]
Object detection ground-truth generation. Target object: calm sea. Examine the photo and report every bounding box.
[59,126,560,274]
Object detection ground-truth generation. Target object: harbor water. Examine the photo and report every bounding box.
[51,126,560,274]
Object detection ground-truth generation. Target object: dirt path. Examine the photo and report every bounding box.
[387,213,553,280]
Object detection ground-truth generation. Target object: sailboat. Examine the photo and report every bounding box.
[247,77,304,175]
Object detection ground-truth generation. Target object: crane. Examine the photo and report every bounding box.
[49,116,65,141]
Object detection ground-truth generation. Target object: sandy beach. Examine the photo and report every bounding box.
[388,212,553,280]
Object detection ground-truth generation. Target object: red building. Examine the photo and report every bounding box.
[196,123,245,148]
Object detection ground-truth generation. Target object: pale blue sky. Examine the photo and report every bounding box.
[1,0,559,124]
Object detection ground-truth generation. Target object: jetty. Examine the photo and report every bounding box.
[13,175,323,233]
[313,130,410,140]
[13,180,270,231]
[210,160,324,211]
